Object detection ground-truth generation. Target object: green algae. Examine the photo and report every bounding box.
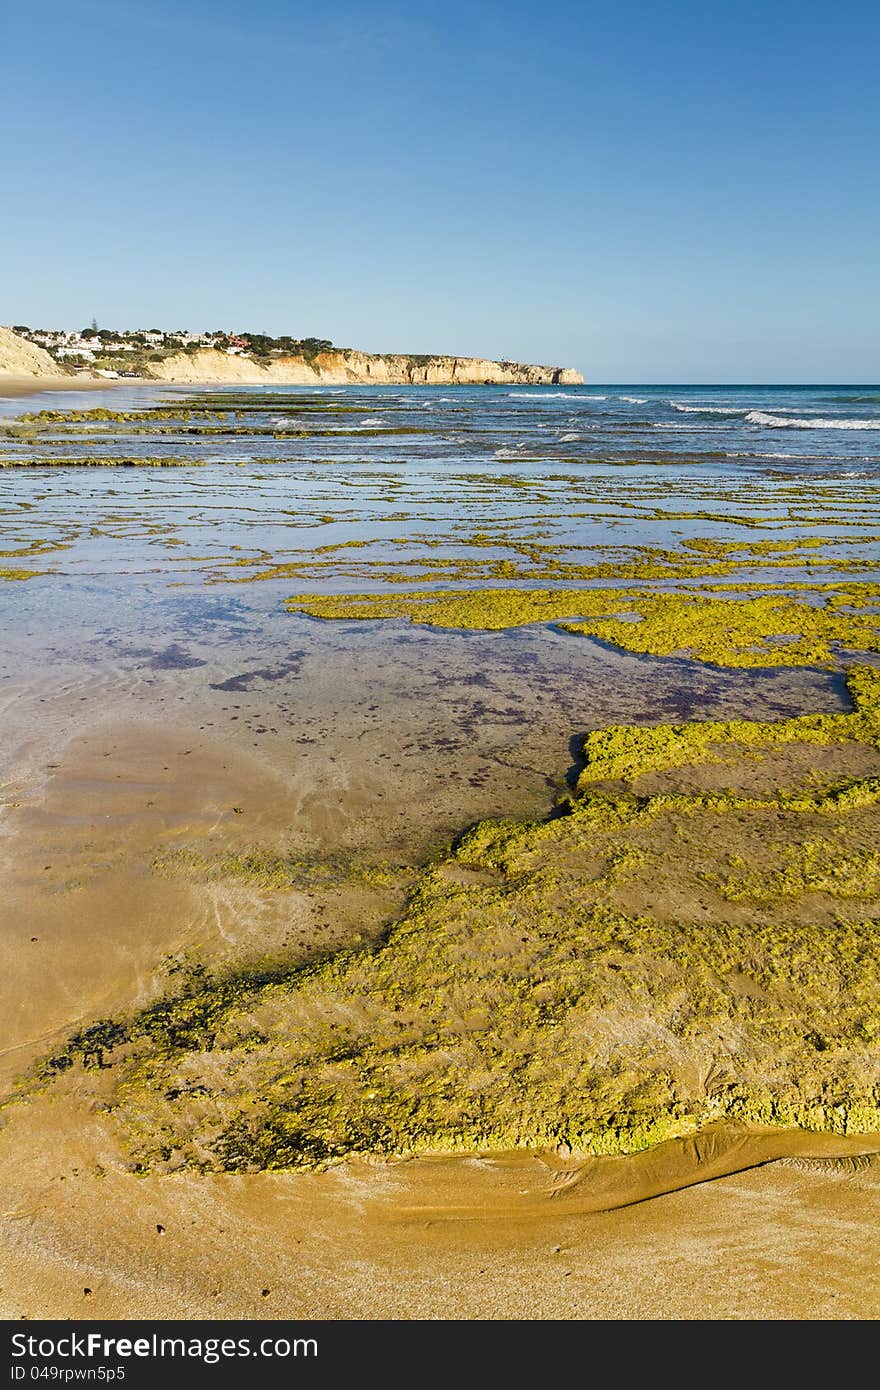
[154,846,409,892]
[220,526,880,590]
[6,407,432,441]
[26,666,880,1171]
[561,590,880,667]
[0,456,219,470]
[285,584,880,668]
[717,839,880,904]
[0,534,66,578]
[575,664,880,786]
[17,405,368,425]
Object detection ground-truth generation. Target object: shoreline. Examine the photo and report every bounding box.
[2,1110,877,1319]
[0,373,120,400]
[0,371,584,401]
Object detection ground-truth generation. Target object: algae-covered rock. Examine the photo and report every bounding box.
[286,584,880,669]
[29,669,880,1171]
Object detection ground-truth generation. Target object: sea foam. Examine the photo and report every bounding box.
[746,411,880,430]
[671,402,746,415]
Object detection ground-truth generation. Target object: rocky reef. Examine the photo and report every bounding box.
[30,666,880,1171]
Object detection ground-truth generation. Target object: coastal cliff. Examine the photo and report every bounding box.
[147,348,583,387]
[0,326,584,388]
[0,327,65,378]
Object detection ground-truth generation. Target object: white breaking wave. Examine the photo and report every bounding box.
[559,432,581,442]
[751,452,860,461]
[361,417,383,426]
[670,402,746,415]
[508,392,604,400]
[619,395,647,404]
[746,411,880,430]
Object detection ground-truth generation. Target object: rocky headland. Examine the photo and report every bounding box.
[146,347,583,386]
[0,326,583,389]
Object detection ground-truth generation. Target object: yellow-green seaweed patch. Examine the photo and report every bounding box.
[154,847,409,892]
[27,667,880,1171]
[575,664,880,786]
[0,566,42,581]
[286,585,880,668]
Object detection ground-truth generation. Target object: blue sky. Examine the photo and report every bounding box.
[3,0,878,380]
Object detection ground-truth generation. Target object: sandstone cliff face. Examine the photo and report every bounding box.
[148,348,583,387]
[0,327,68,378]
[148,350,314,385]
[0,327,584,388]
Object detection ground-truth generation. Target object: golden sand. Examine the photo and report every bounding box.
[1,711,878,1319]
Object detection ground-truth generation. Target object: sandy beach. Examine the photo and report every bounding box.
[2,700,878,1320]
[3,1103,877,1319]
[0,374,119,399]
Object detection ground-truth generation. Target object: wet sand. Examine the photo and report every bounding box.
[2,1094,877,1319]
[0,375,115,399]
[2,681,878,1320]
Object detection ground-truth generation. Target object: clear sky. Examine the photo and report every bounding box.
[3,0,878,381]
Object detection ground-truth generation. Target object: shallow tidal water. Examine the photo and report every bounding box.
[1,378,875,1071]
[1,381,878,1320]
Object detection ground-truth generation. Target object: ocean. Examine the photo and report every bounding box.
[499,383,880,474]
[2,381,879,479]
